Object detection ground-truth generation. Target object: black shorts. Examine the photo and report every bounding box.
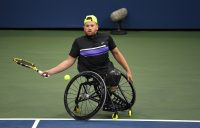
[78,62,121,86]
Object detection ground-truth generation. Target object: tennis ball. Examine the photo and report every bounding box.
[64,74,70,80]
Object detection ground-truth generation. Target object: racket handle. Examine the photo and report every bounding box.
[38,70,43,75]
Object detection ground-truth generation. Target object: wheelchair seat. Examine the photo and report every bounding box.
[64,70,136,120]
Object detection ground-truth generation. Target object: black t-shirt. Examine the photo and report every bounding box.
[69,32,116,74]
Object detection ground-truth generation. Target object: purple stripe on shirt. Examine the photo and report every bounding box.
[80,46,109,57]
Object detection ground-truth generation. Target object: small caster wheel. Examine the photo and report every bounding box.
[112,112,119,120]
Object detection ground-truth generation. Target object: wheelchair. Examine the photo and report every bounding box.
[64,70,136,120]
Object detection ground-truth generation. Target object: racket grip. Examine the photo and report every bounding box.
[38,70,43,75]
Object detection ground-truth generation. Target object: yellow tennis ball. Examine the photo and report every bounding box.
[64,74,70,80]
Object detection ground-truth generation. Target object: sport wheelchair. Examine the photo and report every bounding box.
[64,71,136,120]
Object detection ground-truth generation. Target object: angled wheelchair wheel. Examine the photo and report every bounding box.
[113,71,136,110]
[64,71,106,120]
[103,71,136,112]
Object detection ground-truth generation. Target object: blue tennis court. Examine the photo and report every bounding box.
[1,119,200,128]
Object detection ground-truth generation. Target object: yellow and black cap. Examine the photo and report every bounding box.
[84,15,98,24]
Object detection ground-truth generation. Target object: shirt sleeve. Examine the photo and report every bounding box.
[108,35,116,50]
[69,39,79,58]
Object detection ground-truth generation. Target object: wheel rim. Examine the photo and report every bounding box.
[64,71,106,120]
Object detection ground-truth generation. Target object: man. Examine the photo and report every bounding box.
[42,15,133,90]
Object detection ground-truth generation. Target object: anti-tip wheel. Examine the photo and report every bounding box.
[128,110,132,117]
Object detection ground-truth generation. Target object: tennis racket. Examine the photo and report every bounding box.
[13,57,48,77]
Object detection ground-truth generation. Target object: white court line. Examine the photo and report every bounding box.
[0,118,200,123]
[32,119,40,128]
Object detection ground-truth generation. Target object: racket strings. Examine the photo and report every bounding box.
[14,58,35,68]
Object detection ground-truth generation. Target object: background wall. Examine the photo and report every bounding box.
[0,0,200,29]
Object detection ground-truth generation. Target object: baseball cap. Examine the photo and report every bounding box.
[84,15,98,24]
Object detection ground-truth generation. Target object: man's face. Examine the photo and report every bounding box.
[84,21,98,36]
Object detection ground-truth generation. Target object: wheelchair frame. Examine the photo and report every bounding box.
[64,71,136,120]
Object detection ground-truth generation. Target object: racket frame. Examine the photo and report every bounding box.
[13,57,43,75]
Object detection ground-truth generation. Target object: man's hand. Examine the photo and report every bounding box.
[41,72,50,78]
[127,71,133,82]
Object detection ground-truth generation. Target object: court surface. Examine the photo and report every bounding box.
[0,30,200,127]
[0,119,200,128]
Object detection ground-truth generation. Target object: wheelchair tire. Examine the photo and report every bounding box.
[119,72,136,109]
[64,71,106,120]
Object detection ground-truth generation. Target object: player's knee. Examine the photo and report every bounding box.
[106,68,121,86]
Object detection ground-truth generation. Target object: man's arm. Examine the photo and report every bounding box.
[111,47,133,81]
[44,55,76,76]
